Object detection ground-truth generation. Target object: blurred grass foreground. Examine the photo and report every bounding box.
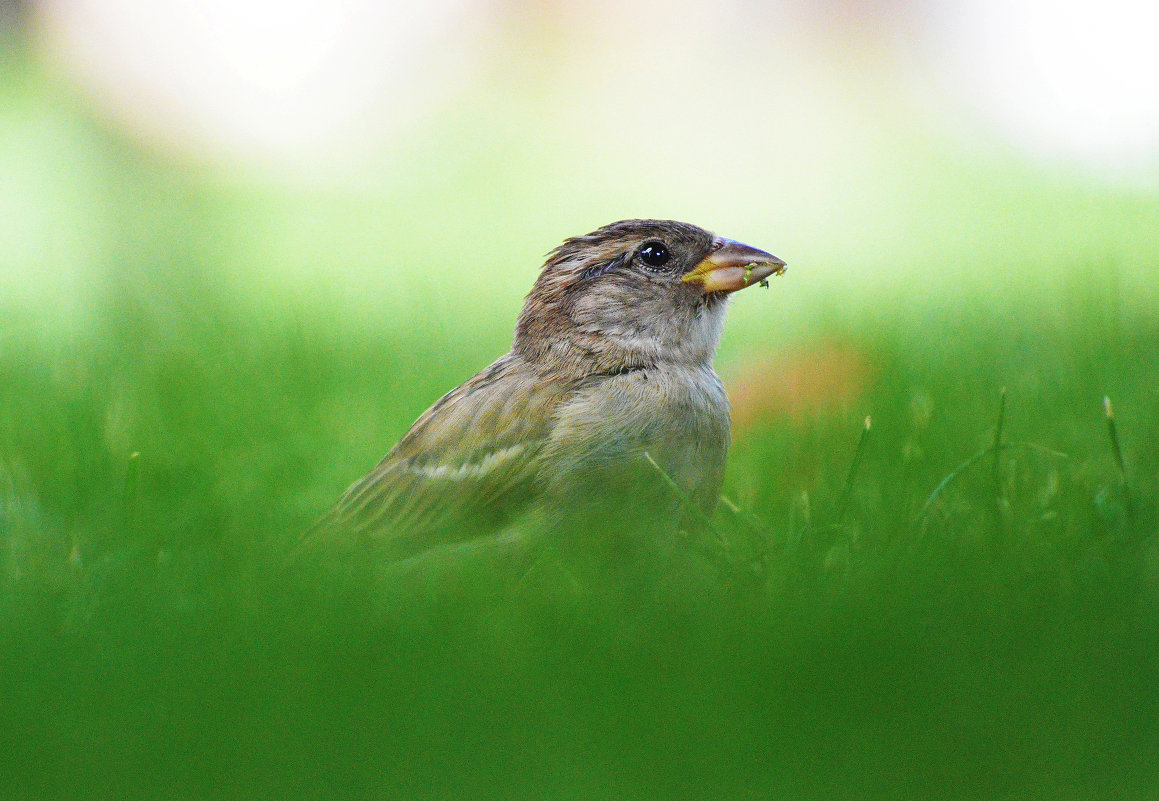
[3,25,1159,801]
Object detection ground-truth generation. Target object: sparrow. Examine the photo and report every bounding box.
[316,220,785,559]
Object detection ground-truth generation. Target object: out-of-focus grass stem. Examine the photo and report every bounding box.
[836,416,871,524]
[1103,397,1135,523]
[122,450,141,535]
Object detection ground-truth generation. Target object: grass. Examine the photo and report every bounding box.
[1,45,1157,797]
[2,250,1157,800]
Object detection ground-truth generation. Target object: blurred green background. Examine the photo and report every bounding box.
[2,1,1158,799]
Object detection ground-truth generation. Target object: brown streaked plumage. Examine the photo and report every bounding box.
[314,219,785,558]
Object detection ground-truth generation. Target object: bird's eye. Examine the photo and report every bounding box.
[638,241,671,269]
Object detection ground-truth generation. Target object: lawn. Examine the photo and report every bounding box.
[3,228,1157,799]
[2,48,1158,801]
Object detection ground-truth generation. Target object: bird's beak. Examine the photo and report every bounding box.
[682,238,786,294]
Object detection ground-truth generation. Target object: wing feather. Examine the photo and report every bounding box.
[316,353,570,553]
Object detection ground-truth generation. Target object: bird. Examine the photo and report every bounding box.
[314,219,785,560]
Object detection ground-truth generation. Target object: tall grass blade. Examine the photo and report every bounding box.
[836,416,872,523]
[1103,396,1136,522]
[122,450,141,535]
[991,387,1007,503]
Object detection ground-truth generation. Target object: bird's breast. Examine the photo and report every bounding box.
[542,365,731,519]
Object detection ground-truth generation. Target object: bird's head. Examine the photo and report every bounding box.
[514,219,785,376]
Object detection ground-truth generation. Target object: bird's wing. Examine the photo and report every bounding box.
[317,353,569,551]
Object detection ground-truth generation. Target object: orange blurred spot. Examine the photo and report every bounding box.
[726,340,876,431]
